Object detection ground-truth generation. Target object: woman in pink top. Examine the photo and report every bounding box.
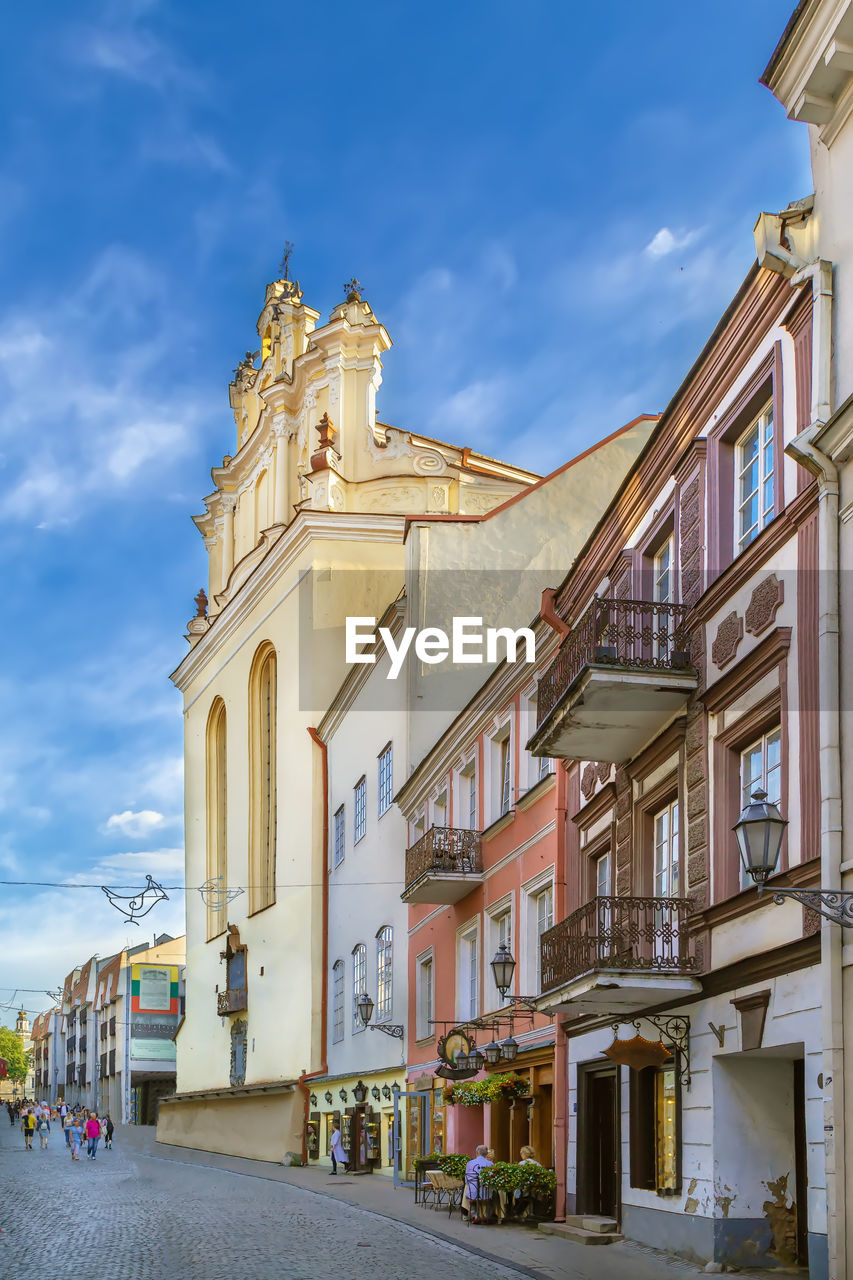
[85,1113,101,1160]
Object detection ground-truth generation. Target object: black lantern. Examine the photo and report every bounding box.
[357,992,374,1027]
[490,943,516,998]
[381,1084,391,1101]
[483,1040,502,1066]
[468,1045,484,1073]
[500,1035,519,1062]
[309,1092,317,1107]
[391,1081,401,1093]
[454,1050,470,1071]
[371,1085,381,1101]
[353,1080,368,1103]
[339,1088,348,1103]
[324,1090,333,1104]
[734,789,788,886]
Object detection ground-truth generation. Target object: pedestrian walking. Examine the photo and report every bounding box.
[104,1114,114,1148]
[37,1111,50,1149]
[6,1103,13,1126]
[85,1112,101,1160]
[68,1117,82,1161]
[59,1101,68,1129]
[329,1122,348,1175]
[20,1109,36,1150]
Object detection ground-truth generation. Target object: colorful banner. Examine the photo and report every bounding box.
[131,964,179,1014]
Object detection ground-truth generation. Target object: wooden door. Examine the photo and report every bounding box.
[579,1064,620,1219]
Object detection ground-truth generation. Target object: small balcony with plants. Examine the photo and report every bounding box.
[402,826,483,905]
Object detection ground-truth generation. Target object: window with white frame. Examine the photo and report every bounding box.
[333,805,345,868]
[332,960,345,1043]
[490,904,513,1005]
[490,725,512,822]
[352,943,366,1031]
[736,403,775,552]
[459,760,478,830]
[378,744,393,817]
[433,788,448,830]
[740,727,782,886]
[376,926,393,1021]
[596,850,612,897]
[416,954,434,1040]
[653,800,680,898]
[458,925,479,1021]
[526,880,554,991]
[353,777,366,844]
[653,536,674,604]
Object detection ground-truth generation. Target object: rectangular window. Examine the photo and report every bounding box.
[354,777,366,844]
[653,536,674,604]
[459,763,478,830]
[535,884,554,988]
[499,735,511,816]
[333,806,345,868]
[417,956,434,1040]
[740,727,782,886]
[332,962,344,1044]
[596,851,612,897]
[737,403,774,552]
[653,801,680,898]
[538,753,555,780]
[459,929,479,1021]
[378,744,393,817]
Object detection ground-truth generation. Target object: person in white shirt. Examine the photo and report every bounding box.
[329,1123,348,1175]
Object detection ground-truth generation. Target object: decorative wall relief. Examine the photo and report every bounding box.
[745,574,784,636]
[711,611,744,669]
[581,763,597,801]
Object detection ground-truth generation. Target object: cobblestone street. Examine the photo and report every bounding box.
[0,1119,542,1280]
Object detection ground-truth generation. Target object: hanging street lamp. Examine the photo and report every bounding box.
[356,991,404,1039]
[499,1035,519,1062]
[490,943,516,999]
[482,1040,502,1066]
[735,789,853,926]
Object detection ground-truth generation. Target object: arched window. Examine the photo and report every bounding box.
[249,643,277,913]
[205,697,227,941]
[376,926,393,1021]
[332,960,345,1044]
[352,943,366,1032]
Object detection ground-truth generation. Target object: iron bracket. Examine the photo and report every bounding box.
[368,1024,404,1040]
[767,887,853,928]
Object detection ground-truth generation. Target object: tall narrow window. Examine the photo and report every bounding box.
[497,733,512,817]
[354,777,366,844]
[333,805,345,868]
[736,403,774,551]
[417,956,434,1040]
[205,698,228,940]
[740,727,782,886]
[494,908,512,1003]
[467,766,477,829]
[332,960,345,1043]
[376,926,393,1021]
[653,537,674,604]
[534,884,554,988]
[249,643,277,913]
[596,851,612,897]
[653,801,680,898]
[378,744,393,816]
[459,928,479,1021]
[352,943,367,1031]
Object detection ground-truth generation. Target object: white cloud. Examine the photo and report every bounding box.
[644,226,700,258]
[105,809,167,838]
[95,847,185,876]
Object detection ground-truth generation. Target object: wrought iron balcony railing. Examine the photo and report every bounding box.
[404,826,482,891]
[540,895,700,994]
[537,596,693,726]
[217,987,248,1016]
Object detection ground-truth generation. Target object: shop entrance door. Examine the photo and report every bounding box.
[578,1063,620,1219]
[393,1090,431,1187]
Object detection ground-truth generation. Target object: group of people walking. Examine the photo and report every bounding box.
[6,1099,114,1161]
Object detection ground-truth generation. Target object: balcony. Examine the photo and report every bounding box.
[402,826,483,905]
[529,597,697,764]
[537,895,703,1018]
[217,987,247,1016]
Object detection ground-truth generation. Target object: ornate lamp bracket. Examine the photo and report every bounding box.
[768,887,853,927]
[368,1024,404,1040]
[641,1014,691,1090]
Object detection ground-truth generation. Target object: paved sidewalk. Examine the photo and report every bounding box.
[133,1127,701,1280]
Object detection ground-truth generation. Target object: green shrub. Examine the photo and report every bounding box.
[436,1152,470,1179]
[478,1161,557,1197]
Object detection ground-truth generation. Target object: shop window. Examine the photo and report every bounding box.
[332,960,345,1043]
[354,777,366,844]
[333,805,345,868]
[736,402,775,552]
[630,1061,681,1194]
[378,744,393,816]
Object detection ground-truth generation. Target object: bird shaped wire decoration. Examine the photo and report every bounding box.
[199,877,244,912]
[101,875,168,925]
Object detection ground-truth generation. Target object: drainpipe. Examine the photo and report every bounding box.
[299,726,330,1164]
[553,762,569,1221]
[784,259,844,1280]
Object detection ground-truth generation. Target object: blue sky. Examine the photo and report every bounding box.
[0,0,808,1024]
